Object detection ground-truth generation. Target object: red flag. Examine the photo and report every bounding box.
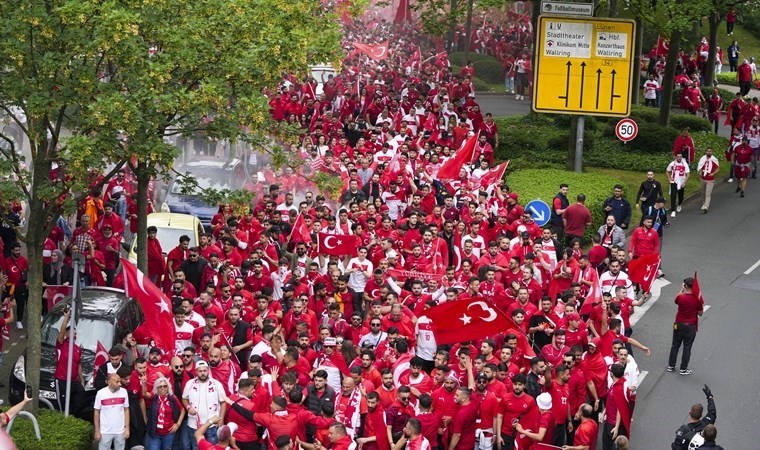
[627,253,661,293]
[120,258,175,353]
[94,340,109,368]
[421,297,512,345]
[289,213,313,245]
[474,160,509,190]
[692,271,705,331]
[579,268,602,315]
[656,34,670,57]
[45,285,73,313]
[1,302,9,341]
[317,232,357,256]
[423,112,437,131]
[410,47,422,70]
[437,133,478,180]
[353,42,390,61]
[379,150,402,187]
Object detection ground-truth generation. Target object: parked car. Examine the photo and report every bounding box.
[127,212,205,263]
[161,158,245,228]
[9,287,144,420]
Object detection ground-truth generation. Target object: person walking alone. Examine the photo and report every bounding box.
[667,278,703,375]
[666,154,690,217]
[697,149,720,213]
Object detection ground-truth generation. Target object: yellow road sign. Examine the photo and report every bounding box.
[532,16,636,117]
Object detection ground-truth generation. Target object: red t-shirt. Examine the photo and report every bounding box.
[674,293,702,325]
[54,338,82,381]
[450,401,478,450]
[498,392,537,436]
[537,410,556,444]
[573,419,599,450]
[563,204,591,237]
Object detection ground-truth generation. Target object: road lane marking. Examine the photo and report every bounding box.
[703,305,711,312]
[744,259,760,274]
[636,370,648,386]
[630,278,671,327]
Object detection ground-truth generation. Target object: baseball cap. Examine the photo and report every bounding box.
[323,337,337,347]
[217,422,238,441]
[589,337,601,348]
[196,360,209,369]
[387,250,398,259]
[476,372,488,381]
[520,231,530,238]
[537,393,553,410]
[149,346,162,355]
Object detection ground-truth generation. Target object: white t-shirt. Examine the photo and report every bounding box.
[346,258,372,292]
[667,160,690,189]
[94,387,129,434]
[461,234,486,258]
[175,322,195,356]
[182,378,228,429]
[415,316,437,360]
[643,80,659,99]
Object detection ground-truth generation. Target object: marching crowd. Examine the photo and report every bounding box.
[0,6,728,450]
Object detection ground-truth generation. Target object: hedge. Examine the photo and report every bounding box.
[672,86,737,108]
[506,169,627,242]
[6,409,93,450]
[494,109,729,173]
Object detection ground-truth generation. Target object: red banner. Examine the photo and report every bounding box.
[45,285,73,313]
[94,340,109,368]
[627,253,661,293]
[121,258,175,353]
[352,42,390,61]
[421,297,512,345]
[386,268,443,283]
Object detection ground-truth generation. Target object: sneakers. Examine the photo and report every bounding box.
[741,190,745,197]
[679,369,693,376]
[702,207,708,214]
[666,366,675,372]
[515,94,520,100]
[676,205,682,212]
[728,178,734,183]
[670,211,676,217]
[736,186,741,193]
[16,321,22,330]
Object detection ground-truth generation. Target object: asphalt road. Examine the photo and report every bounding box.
[628,177,760,448]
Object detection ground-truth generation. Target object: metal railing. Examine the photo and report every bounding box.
[5,411,41,441]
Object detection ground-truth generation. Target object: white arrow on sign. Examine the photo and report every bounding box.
[529,205,546,222]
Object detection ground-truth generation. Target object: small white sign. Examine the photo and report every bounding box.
[543,21,592,58]
[596,32,629,59]
[541,1,594,17]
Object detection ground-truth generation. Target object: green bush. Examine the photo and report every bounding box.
[7,409,93,450]
[716,72,739,85]
[623,122,679,154]
[448,52,497,65]
[669,114,713,133]
[506,169,627,242]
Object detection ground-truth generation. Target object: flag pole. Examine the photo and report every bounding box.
[65,252,85,417]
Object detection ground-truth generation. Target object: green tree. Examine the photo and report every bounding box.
[0,0,341,414]
[628,0,713,126]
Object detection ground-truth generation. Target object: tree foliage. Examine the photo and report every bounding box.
[0,0,343,413]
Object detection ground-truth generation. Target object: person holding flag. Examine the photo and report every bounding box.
[667,276,704,376]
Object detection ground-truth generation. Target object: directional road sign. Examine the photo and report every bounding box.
[525,200,551,227]
[533,16,636,117]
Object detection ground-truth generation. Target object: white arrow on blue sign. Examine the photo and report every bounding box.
[525,199,551,227]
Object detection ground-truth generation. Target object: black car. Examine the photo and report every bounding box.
[161,158,245,228]
[9,287,144,419]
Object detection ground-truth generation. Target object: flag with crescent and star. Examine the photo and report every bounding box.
[352,41,390,61]
[120,258,175,353]
[420,297,512,345]
[627,253,661,293]
[45,285,73,314]
[317,232,358,256]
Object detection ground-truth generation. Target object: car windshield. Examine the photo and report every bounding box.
[170,175,234,195]
[41,311,114,353]
[154,226,196,251]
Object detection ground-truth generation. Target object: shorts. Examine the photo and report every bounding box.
[736,165,751,178]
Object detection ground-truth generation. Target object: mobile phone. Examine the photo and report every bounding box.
[25,386,32,398]
[64,305,71,314]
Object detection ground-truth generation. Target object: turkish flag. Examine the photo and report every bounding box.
[474,160,509,190]
[94,340,109,368]
[120,258,175,353]
[693,271,705,330]
[353,42,390,61]
[45,285,73,313]
[423,112,437,131]
[421,297,512,345]
[656,34,670,57]
[410,47,421,70]
[289,213,313,245]
[317,232,357,256]
[437,133,478,180]
[579,268,602,315]
[1,302,9,341]
[627,253,661,293]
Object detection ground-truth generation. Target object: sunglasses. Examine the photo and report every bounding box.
[182,355,193,358]
[172,365,183,369]
[158,385,169,389]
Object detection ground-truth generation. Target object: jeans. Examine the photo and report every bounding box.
[99,433,126,450]
[186,425,218,450]
[147,432,175,450]
[56,215,72,241]
[172,421,193,450]
[114,195,128,223]
[505,76,514,93]
[669,323,697,369]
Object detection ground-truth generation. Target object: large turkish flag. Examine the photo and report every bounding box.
[627,253,660,293]
[120,258,175,353]
[421,297,511,345]
[317,232,357,256]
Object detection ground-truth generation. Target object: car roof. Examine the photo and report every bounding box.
[69,287,133,319]
[147,212,200,231]
[181,158,241,171]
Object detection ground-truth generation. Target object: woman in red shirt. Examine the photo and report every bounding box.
[145,375,185,450]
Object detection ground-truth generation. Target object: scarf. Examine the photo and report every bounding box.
[156,395,174,432]
[186,378,221,428]
[50,249,65,284]
[335,387,363,432]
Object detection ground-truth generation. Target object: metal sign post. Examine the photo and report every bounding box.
[64,252,84,417]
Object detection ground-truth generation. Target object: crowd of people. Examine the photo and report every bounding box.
[0,5,730,450]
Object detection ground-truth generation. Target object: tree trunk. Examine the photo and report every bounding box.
[659,30,682,126]
[704,12,721,87]
[24,119,53,415]
[609,0,618,17]
[531,0,541,59]
[567,116,578,171]
[447,0,458,52]
[462,0,474,65]
[631,18,643,105]
[135,161,150,274]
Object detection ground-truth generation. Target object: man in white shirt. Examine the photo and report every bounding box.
[182,361,228,443]
[344,247,373,305]
[697,148,720,213]
[94,373,130,450]
[666,154,690,217]
[173,306,195,356]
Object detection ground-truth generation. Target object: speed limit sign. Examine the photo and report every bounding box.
[615,118,638,142]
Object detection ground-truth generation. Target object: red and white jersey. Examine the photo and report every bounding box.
[415,316,437,360]
[174,322,195,355]
[747,125,760,148]
[406,435,431,450]
[698,155,720,181]
[540,239,559,270]
[93,386,129,434]
[598,271,634,299]
[461,234,486,258]
[666,160,690,188]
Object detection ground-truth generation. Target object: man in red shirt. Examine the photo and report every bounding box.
[568,403,598,450]
[448,387,478,450]
[667,277,703,375]
[3,243,28,329]
[495,374,538,450]
[628,216,659,259]
[562,194,592,247]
